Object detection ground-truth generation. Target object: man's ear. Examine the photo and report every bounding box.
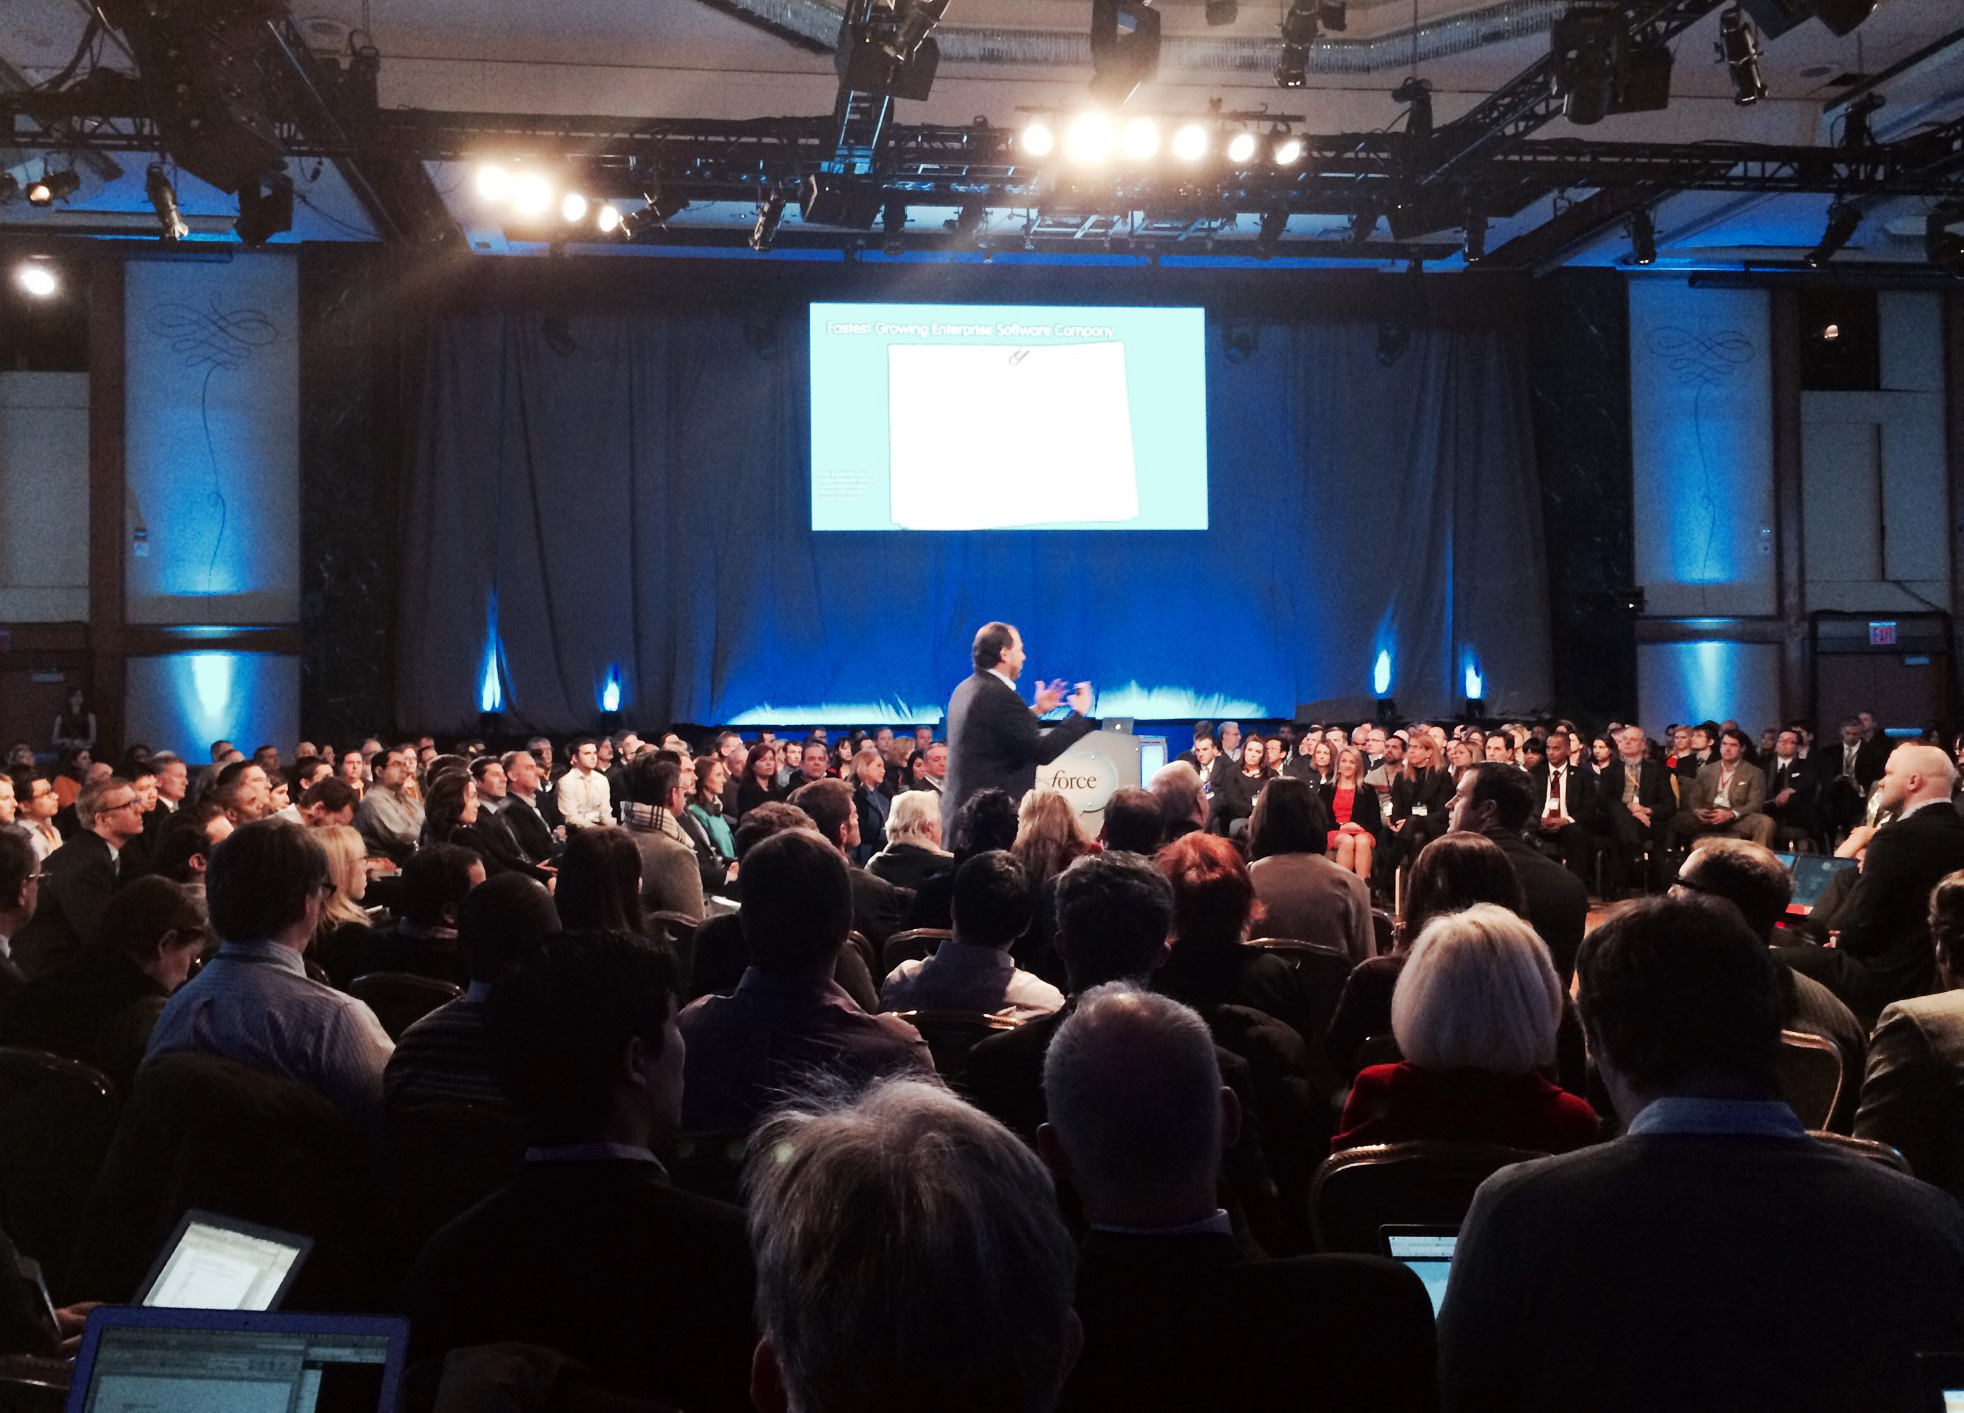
[1035,1122,1072,1181]
[750,1338,790,1413]
[1218,1084,1243,1153]
[618,1034,650,1093]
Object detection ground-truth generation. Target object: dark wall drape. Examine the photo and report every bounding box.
[397,301,1551,732]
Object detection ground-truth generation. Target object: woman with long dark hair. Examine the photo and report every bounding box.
[553,826,649,938]
[735,741,786,819]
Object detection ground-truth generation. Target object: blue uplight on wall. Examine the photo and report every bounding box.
[600,664,623,714]
[190,652,235,727]
[1464,659,1484,701]
[479,590,508,713]
[1373,650,1393,698]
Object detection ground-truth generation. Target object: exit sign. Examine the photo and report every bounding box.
[1870,621,1897,646]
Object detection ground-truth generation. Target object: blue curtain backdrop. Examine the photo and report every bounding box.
[397,305,1552,731]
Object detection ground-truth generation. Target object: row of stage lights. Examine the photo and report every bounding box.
[474,164,623,234]
[1020,114,1306,168]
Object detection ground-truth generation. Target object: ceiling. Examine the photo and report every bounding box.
[3,0,1962,268]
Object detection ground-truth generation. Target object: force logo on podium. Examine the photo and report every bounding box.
[1039,730,1144,821]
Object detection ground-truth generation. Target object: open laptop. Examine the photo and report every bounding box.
[136,1210,313,1311]
[1915,1352,1964,1411]
[65,1307,407,1413]
[1771,852,1857,916]
[1380,1225,1457,1316]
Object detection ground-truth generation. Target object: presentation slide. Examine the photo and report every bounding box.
[809,303,1208,531]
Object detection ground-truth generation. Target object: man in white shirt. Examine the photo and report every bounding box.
[556,738,613,831]
[881,850,1063,1020]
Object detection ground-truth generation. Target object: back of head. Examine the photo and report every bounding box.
[744,1077,1074,1413]
[1147,763,1203,838]
[554,827,646,935]
[1933,870,1964,982]
[0,825,33,904]
[1391,903,1562,1074]
[1054,850,1174,992]
[301,777,358,817]
[1013,788,1087,884]
[627,752,680,808]
[950,850,1034,950]
[1043,982,1222,1210]
[741,828,853,972]
[151,804,228,883]
[788,778,853,847]
[733,802,815,861]
[207,819,328,943]
[1576,895,1783,1099]
[949,789,1019,860]
[1100,787,1162,855]
[1403,833,1526,942]
[96,876,206,961]
[1154,831,1255,952]
[486,929,678,1145]
[399,843,482,927]
[883,790,941,848]
[457,873,562,984]
[1680,840,1792,940]
[1464,761,1536,831]
[1245,775,1330,860]
[971,621,1016,673]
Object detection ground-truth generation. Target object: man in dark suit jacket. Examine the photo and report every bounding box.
[1526,732,1606,892]
[1042,984,1436,1413]
[496,750,559,865]
[941,621,1097,832]
[1778,742,1964,1025]
[1598,727,1674,894]
[402,931,756,1413]
[1449,762,1589,985]
[1762,728,1820,847]
[11,775,144,978]
[1821,716,1891,839]
[786,779,912,952]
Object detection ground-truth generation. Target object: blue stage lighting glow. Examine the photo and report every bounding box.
[600,665,623,714]
[725,683,1274,727]
[1373,650,1393,697]
[191,653,234,725]
[480,592,506,713]
[1463,660,1484,701]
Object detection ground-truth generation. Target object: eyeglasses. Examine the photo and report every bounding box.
[312,879,338,899]
[1670,873,1723,898]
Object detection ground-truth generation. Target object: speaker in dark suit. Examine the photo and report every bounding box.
[941,622,1097,831]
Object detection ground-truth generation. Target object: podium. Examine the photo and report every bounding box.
[1036,729,1161,826]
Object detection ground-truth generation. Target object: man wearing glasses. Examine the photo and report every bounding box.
[0,825,38,996]
[10,775,146,978]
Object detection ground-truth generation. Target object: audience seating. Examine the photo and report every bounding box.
[890,1009,1018,1088]
[347,972,465,1041]
[1777,1029,1844,1132]
[0,1047,118,1293]
[1810,1131,1913,1175]
[428,1343,685,1413]
[1370,910,1394,958]
[1353,1032,1403,1072]
[389,1101,528,1246]
[0,1353,68,1413]
[661,1130,749,1208]
[68,1052,401,1308]
[1244,938,1354,1090]
[881,927,950,974]
[1309,1140,1549,1254]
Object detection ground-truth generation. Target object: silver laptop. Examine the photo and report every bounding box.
[137,1210,313,1311]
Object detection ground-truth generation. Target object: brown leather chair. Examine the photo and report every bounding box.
[1309,1140,1547,1254]
[0,1047,118,1292]
[1778,1029,1843,1133]
[1243,939,1354,1093]
[889,1009,1020,1088]
[881,928,951,974]
[348,972,465,1041]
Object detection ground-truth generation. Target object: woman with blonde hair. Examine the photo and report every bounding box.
[311,823,378,982]
[1013,787,1093,891]
[1321,745,1380,881]
[1332,902,1597,1152]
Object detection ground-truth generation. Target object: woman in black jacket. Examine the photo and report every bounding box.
[1320,746,1383,881]
[1388,733,1454,866]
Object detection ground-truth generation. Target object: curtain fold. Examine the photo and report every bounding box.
[397,307,1552,732]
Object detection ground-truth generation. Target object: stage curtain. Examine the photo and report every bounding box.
[396,309,1551,731]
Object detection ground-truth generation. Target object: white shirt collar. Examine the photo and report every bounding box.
[988,667,1018,692]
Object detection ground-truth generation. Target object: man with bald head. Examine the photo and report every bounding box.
[1778,742,1964,1025]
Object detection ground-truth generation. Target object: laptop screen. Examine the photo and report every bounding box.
[1383,1227,1457,1316]
[140,1212,311,1311]
[68,1309,405,1413]
[1138,736,1168,779]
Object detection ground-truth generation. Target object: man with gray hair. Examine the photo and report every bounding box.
[1041,983,1436,1412]
[1148,761,1206,844]
[743,1076,1078,1413]
[1777,742,1964,1024]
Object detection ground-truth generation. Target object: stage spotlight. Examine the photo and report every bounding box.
[1122,116,1160,161]
[595,203,621,234]
[561,192,588,223]
[1393,75,1434,139]
[13,262,58,298]
[1089,0,1162,106]
[1255,208,1288,260]
[1066,111,1115,164]
[882,200,907,256]
[750,189,785,252]
[511,172,552,217]
[475,164,511,201]
[1271,132,1304,166]
[1172,123,1209,160]
[233,170,293,248]
[1349,208,1376,245]
[1463,210,1487,263]
[25,169,79,207]
[1716,7,1765,105]
[1550,6,1627,125]
[1627,207,1656,265]
[1022,117,1055,157]
[1226,131,1258,165]
[1804,201,1859,268]
[1205,0,1237,22]
[145,164,189,241]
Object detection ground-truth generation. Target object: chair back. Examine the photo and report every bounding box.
[663,1130,751,1208]
[346,972,464,1041]
[890,1009,1020,1088]
[882,928,951,973]
[1354,1032,1404,1071]
[645,910,699,949]
[388,1101,527,1245]
[1244,938,1355,1093]
[1371,909,1395,958]
[1809,1130,1912,1174]
[1778,1029,1842,1132]
[1309,1140,1547,1254]
[0,1047,118,1290]
[68,1052,397,1308]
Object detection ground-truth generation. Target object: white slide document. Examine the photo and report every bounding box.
[887,342,1139,529]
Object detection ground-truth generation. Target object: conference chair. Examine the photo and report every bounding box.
[1809,1131,1912,1175]
[890,1009,1020,1090]
[1308,1140,1549,1255]
[1244,939,1354,1092]
[881,927,950,973]
[388,1100,528,1245]
[1777,1029,1844,1133]
[1370,910,1394,958]
[0,1047,118,1294]
[346,972,465,1041]
[0,1352,68,1413]
[1353,1032,1404,1073]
